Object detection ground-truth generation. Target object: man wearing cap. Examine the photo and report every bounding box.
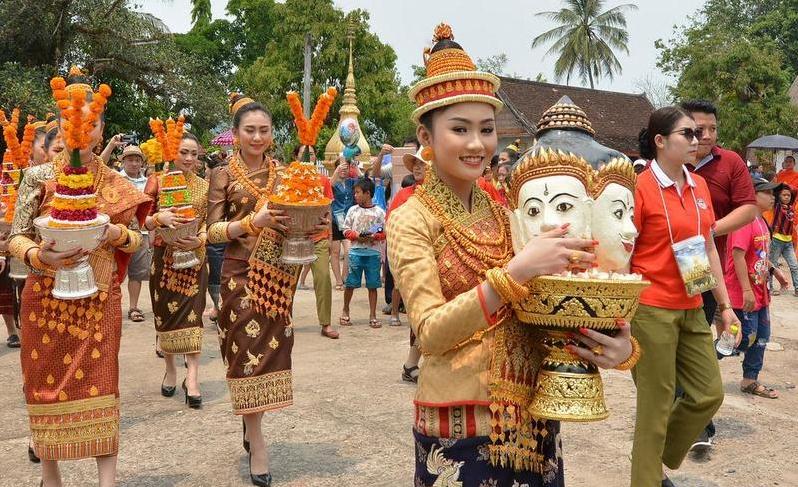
[118,145,151,323]
[385,149,428,382]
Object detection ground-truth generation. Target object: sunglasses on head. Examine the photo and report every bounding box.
[669,128,704,140]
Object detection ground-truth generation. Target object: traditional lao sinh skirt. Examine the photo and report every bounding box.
[218,228,299,414]
[20,275,122,460]
[413,421,564,487]
[150,246,207,354]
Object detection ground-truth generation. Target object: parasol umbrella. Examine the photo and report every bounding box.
[211,129,234,147]
[747,134,798,151]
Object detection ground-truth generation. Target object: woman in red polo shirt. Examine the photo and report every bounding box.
[630,106,740,487]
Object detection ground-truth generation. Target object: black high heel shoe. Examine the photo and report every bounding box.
[181,379,202,409]
[242,417,250,453]
[28,444,40,463]
[161,373,176,397]
[248,452,272,487]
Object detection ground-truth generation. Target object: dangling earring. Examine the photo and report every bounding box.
[421,146,434,162]
[233,136,240,151]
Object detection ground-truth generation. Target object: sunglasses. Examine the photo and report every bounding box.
[669,128,704,140]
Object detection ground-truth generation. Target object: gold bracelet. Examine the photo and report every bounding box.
[118,229,141,253]
[502,266,530,301]
[240,213,261,236]
[109,224,129,247]
[615,336,641,371]
[27,247,48,271]
[486,268,529,304]
[207,222,231,243]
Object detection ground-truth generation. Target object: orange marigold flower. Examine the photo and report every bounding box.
[50,77,67,90]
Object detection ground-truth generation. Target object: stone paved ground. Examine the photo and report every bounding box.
[0,277,796,486]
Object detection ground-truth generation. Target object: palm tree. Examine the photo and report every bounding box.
[531,0,637,89]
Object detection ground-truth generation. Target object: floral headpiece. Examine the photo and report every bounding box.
[408,23,503,123]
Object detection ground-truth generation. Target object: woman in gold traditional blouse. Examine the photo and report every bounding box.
[387,24,635,487]
[143,133,209,408]
[206,94,327,487]
[8,71,150,487]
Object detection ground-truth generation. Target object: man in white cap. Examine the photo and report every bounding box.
[385,148,429,382]
[118,145,151,323]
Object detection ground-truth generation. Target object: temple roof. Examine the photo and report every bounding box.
[496,76,654,157]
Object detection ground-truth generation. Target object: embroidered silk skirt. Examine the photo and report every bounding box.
[150,246,207,354]
[414,427,564,487]
[20,276,122,460]
[218,257,294,415]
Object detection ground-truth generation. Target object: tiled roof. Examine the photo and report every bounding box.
[496,76,655,156]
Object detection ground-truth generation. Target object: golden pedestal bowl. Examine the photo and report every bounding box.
[513,275,649,422]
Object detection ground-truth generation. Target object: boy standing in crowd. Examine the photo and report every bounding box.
[340,178,385,329]
[724,177,779,399]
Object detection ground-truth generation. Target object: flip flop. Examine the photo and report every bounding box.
[339,315,352,326]
[369,319,382,329]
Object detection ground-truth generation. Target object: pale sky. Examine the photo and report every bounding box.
[137,0,707,94]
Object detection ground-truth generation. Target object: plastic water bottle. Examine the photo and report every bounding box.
[715,324,740,356]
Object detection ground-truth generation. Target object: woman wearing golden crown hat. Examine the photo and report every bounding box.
[207,93,328,486]
[8,67,151,486]
[387,24,635,486]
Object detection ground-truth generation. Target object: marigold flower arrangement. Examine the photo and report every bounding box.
[268,161,332,206]
[149,115,185,163]
[1,150,18,223]
[140,138,163,166]
[149,115,194,220]
[0,110,38,222]
[270,89,337,207]
[47,67,111,228]
[286,87,337,147]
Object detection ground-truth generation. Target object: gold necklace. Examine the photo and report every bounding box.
[229,153,277,209]
[415,181,512,277]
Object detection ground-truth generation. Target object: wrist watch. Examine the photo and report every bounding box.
[717,302,733,312]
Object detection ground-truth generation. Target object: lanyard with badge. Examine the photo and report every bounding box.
[653,171,717,296]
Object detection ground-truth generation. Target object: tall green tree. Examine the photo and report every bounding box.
[531,0,637,88]
[230,0,414,151]
[0,0,227,139]
[657,0,798,153]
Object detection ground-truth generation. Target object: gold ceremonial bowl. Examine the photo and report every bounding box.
[513,275,650,329]
[513,275,649,422]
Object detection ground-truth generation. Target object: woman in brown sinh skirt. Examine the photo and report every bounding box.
[143,132,209,408]
[207,93,328,486]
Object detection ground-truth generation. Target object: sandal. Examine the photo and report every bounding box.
[369,319,382,329]
[335,284,344,291]
[402,365,419,383]
[339,315,352,326]
[128,308,145,322]
[389,317,402,327]
[741,381,778,398]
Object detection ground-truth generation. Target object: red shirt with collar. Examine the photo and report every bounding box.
[688,146,756,264]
